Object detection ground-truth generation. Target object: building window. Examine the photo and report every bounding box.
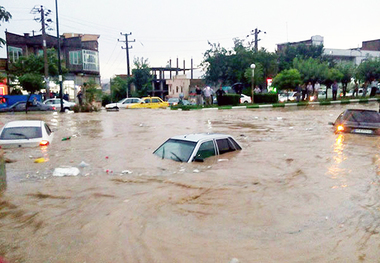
[69,51,82,65]
[82,50,99,72]
[8,46,22,63]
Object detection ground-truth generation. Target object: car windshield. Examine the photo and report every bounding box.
[344,111,380,123]
[153,139,197,162]
[0,127,42,140]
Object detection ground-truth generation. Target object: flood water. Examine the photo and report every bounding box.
[0,103,380,263]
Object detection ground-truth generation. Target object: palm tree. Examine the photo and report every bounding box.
[0,6,12,47]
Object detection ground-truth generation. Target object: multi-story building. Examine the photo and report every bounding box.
[277,35,380,65]
[5,31,100,96]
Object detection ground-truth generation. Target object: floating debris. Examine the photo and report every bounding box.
[78,161,89,168]
[34,158,46,163]
[53,167,80,177]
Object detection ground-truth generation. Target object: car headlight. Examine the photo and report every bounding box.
[337,125,344,132]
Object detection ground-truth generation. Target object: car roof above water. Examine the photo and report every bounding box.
[170,133,235,143]
[3,120,43,128]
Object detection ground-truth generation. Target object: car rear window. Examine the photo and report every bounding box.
[216,138,236,154]
[0,127,42,140]
[344,111,380,123]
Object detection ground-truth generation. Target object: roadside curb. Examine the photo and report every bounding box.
[199,98,380,111]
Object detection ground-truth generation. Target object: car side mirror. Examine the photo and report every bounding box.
[328,122,334,125]
[193,155,204,162]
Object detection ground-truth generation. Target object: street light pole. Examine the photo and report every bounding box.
[250,64,255,102]
[55,0,64,112]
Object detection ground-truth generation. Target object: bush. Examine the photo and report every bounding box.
[253,93,278,103]
[101,94,112,107]
[217,94,240,106]
[73,103,99,113]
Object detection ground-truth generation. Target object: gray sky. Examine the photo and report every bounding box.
[2,0,380,81]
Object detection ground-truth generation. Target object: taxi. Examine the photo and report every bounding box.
[127,96,169,109]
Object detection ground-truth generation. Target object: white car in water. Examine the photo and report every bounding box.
[43,98,76,111]
[153,133,242,163]
[105,98,142,110]
[0,120,54,148]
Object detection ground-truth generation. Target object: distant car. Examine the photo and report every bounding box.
[0,101,56,112]
[153,133,242,163]
[278,91,297,102]
[344,87,380,97]
[43,98,76,111]
[168,98,180,106]
[128,97,169,109]
[240,94,252,103]
[105,97,142,110]
[329,109,380,135]
[168,98,193,106]
[0,120,54,148]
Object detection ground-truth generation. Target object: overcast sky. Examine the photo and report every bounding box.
[1,0,380,82]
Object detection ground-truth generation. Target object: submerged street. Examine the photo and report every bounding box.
[0,104,379,262]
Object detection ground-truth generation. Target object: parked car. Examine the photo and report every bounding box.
[278,91,298,102]
[240,94,252,103]
[168,98,180,106]
[43,98,76,111]
[0,120,54,148]
[153,133,242,163]
[329,109,380,135]
[0,101,56,112]
[105,97,142,110]
[344,87,380,97]
[128,97,169,109]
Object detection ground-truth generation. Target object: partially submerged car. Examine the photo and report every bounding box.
[105,97,142,110]
[43,98,76,111]
[0,101,56,112]
[128,97,169,109]
[329,109,380,135]
[153,133,242,162]
[0,120,54,148]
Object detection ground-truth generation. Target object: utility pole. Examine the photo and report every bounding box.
[118,32,135,98]
[118,32,135,77]
[32,5,52,98]
[40,6,49,98]
[248,28,266,51]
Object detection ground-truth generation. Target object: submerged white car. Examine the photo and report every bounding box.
[0,120,54,148]
[153,133,242,163]
[105,98,142,110]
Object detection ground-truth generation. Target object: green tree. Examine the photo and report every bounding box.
[83,80,101,104]
[336,62,356,97]
[272,69,301,92]
[253,48,279,85]
[18,73,44,94]
[129,57,152,97]
[355,58,380,82]
[8,48,67,94]
[202,40,278,89]
[201,42,231,85]
[110,76,128,101]
[277,43,324,71]
[293,57,329,84]
[0,6,12,47]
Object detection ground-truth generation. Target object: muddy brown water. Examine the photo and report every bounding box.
[0,104,379,263]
